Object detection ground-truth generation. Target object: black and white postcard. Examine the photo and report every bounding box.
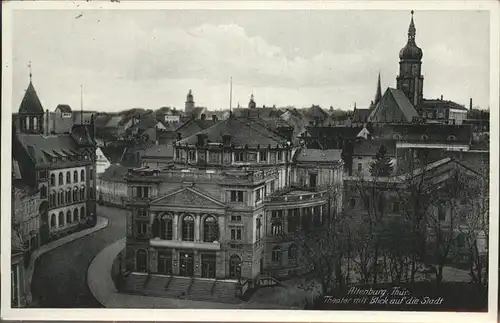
[1,1,499,322]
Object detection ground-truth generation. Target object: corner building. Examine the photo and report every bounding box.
[125,115,344,287]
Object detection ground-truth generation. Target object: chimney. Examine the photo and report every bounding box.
[470,98,473,111]
[212,115,218,122]
[201,114,206,121]
[440,95,443,100]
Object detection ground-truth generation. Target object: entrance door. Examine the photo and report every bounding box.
[179,252,194,277]
[201,253,216,278]
[157,251,172,275]
[229,255,242,279]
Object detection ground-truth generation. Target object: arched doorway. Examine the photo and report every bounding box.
[229,255,242,279]
[39,201,49,245]
[179,251,194,277]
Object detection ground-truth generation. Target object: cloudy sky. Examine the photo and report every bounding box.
[12,9,490,113]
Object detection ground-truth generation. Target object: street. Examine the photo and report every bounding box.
[31,205,126,308]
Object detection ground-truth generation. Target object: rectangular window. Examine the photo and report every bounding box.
[270,180,275,193]
[259,150,267,162]
[438,206,446,222]
[136,221,148,236]
[230,228,242,241]
[392,201,400,213]
[309,173,317,188]
[277,151,283,161]
[230,190,244,202]
[188,150,196,161]
[357,163,362,173]
[255,189,261,202]
[137,209,147,217]
[235,152,245,162]
[230,215,242,222]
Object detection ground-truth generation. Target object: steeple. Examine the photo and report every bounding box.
[18,63,45,134]
[396,10,424,108]
[185,89,195,113]
[248,93,256,109]
[374,72,382,106]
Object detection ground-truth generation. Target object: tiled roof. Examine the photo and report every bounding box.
[295,148,342,163]
[15,133,82,167]
[304,126,365,139]
[100,145,126,164]
[71,124,95,146]
[105,116,125,128]
[99,163,129,182]
[56,104,72,113]
[143,144,174,159]
[352,108,371,122]
[421,99,469,111]
[175,118,218,139]
[177,116,288,148]
[94,114,112,128]
[353,139,396,157]
[373,123,473,144]
[369,88,419,123]
[18,82,44,115]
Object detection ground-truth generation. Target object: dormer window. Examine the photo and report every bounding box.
[447,135,457,141]
[222,135,232,146]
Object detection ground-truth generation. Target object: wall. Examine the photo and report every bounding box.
[96,147,111,174]
[13,189,40,252]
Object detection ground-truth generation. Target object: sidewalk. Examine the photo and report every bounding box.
[87,239,300,309]
[27,216,109,305]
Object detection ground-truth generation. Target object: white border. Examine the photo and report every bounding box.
[1,1,499,322]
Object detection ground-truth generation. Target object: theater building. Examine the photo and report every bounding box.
[123,114,344,296]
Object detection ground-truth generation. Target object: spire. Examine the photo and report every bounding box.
[408,10,416,42]
[28,61,32,82]
[249,92,256,109]
[374,72,382,105]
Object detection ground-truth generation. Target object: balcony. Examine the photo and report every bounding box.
[264,184,329,205]
[149,238,221,251]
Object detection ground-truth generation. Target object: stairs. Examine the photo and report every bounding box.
[121,274,242,304]
[211,280,241,304]
[121,273,148,294]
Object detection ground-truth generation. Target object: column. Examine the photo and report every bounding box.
[173,213,179,240]
[149,248,157,273]
[284,209,289,234]
[194,250,201,277]
[195,214,201,241]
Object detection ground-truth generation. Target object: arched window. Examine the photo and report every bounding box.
[152,214,173,240]
[288,244,297,260]
[73,171,78,183]
[349,198,356,208]
[58,212,64,227]
[50,174,56,186]
[66,171,71,184]
[59,173,64,185]
[182,215,195,241]
[447,135,457,141]
[66,188,72,204]
[80,170,85,182]
[272,246,281,262]
[73,186,79,201]
[80,186,85,200]
[420,135,429,141]
[50,214,56,228]
[73,208,79,222]
[33,117,37,130]
[59,190,65,205]
[203,216,218,242]
[50,191,56,207]
[229,255,241,278]
[136,249,148,272]
[393,134,402,140]
[66,210,72,224]
[80,206,85,219]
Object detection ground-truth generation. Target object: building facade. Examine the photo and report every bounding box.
[12,78,98,245]
[124,116,344,289]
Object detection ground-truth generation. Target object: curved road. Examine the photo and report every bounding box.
[31,205,126,308]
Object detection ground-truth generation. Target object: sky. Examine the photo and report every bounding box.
[11,9,490,113]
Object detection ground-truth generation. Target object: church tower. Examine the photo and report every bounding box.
[396,11,424,108]
[185,89,195,114]
[248,93,256,109]
[18,63,45,134]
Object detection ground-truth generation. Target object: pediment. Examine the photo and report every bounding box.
[151,187,226,208]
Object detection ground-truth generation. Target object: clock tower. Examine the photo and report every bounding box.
[396,11,424,108]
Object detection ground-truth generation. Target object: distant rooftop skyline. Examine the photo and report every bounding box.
[12,9,490,113]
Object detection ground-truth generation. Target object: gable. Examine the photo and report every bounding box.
[369,88,418,123]
[151,187,226,208]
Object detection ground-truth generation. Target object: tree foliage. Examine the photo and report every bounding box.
[369,145,394,177]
